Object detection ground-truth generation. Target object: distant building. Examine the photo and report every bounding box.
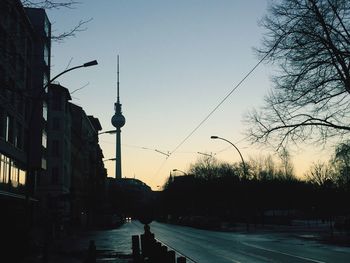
[106,177,153,223]
[70,103,107,228]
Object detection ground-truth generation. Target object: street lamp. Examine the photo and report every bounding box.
[103,158,117,162]
[210,136,247,177]
[197,152,214,158]
[49,60,98,84]
[98,129,117,135]
[172,169,187,175]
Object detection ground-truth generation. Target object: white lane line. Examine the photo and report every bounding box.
[242,242,326,263]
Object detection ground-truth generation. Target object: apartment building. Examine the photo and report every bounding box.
[0,0,51,258]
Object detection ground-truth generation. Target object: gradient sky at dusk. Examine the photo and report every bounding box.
[46,0,331,189]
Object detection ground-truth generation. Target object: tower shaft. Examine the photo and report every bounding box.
[111,55,126,179]
[115,127,122,179]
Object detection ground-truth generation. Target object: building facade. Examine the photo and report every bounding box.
[0,1,107,257]
[70,103,107,228]
[0,0,50,258]
[25,7,51,195]
[37,83,72,236]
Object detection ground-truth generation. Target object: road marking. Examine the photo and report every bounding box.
[242,242,326,263]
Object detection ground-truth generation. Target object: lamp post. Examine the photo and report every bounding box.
[210,136,247,177]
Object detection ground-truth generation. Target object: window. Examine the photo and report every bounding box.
[5,115,14,144]
[0,154,10,184]
[17,94,24,116]
[43,101,48,120]
[52,117,60,130]
[52,139,60,157]
[10,162,18,187]
[0,26,6,52]
[0,108,4,139]
[52,94,62,111]
[18,168,26,185]
[15,122,23,149]
[64,165,68,185]
[44,16,50,37]
[43,72,48,88]
[42,131,47,148]
[44,43,49,66]
[41,157,47,170]
[0,65,5,94]
[52,167,59,184]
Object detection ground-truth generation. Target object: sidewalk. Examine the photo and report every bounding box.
[22,231,134,263]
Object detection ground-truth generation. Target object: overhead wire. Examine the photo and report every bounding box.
[150,52,272,184]
[152,26,291,185]
[167,22,289,157]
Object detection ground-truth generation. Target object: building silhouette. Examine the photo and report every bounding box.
[0,1,107,258]
[70,103,107,228]
[0,0,51,258]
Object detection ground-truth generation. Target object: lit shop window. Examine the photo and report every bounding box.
[0,154,26,187]
[19,168,26,185]
[0,154,9,183]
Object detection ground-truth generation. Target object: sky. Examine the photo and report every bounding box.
[46,0,331,189]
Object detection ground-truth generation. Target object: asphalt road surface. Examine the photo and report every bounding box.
[69,220,350,263]
[143,221,350,263]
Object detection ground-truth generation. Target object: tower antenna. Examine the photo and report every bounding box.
[117,55,120,103]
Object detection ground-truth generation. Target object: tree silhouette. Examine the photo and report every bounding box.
[21,0,91,42]
[247,0,350,149]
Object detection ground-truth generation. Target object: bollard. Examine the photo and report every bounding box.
[87,240,96,263]
[167,250,176,263]
[140,234,147,257]
[42,242,48,263]
[132,235,140,262]
[152,241,162,262]
[177,256,186,263]
[160,245,168,261]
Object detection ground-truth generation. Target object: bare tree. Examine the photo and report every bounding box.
[21,0,79,9]
[332,141,350,186]
[189,155,219,180]
[21,0,91,42]
[306,161,334,186]
[278,147,295,180]
[246,0,350,150]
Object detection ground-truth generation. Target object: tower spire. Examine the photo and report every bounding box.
[111,54,126,179]
[117,55,120,103]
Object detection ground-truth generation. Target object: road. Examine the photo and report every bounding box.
[62,221,350,262]
[144,221,350,263]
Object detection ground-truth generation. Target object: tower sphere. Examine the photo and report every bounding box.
[111,113,126,128]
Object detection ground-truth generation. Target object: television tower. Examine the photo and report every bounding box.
[111,55,126,179]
